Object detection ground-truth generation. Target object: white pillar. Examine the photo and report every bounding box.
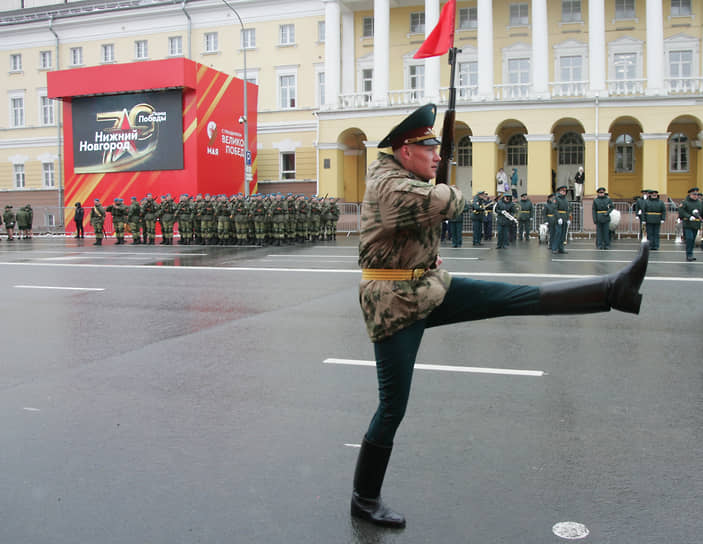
[373,0,390,106]
[324,0,341,108]
[531,0,548,97]
[424,0,441,103]
[341,8,355,95]
[477,0,494,99]
[645,0,664,95]
[588,0,606,95]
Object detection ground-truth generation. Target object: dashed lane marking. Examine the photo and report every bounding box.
[323,358,545,377]
[14,285,105,291]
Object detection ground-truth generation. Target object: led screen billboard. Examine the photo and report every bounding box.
[72,90,184,174]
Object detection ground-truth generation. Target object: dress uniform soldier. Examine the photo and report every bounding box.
[634,189,648,239]
[470,191,486,246]
[90,198,106,246]
[175,194,193,244]
[551,185,570,254]
[105,198,129,244]
[127,197,142,244]
[678,187,702,261]
[543,193,557,248]
[495,193,518,249]
[517,193,534,241]
[592,187,614,250]
[352,103,650,528]
[643,190,666,250]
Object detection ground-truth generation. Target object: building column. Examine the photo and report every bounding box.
[588,0,606,95]
[640,133,669,193]
[324,0,341,108]
[424,0,441,103]
[471,135,498,196]
[526,134,552,197]
[341,7,355,95]
[645,0,664,95]
[477,0,494,99]
[531,0,548,98]
[373,0,390,106]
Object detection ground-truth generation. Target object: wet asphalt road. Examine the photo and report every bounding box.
[0,234,701,544]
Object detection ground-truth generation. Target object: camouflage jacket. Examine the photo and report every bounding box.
[358,152,465,342]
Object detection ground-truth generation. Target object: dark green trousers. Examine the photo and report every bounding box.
[366,277,541,446]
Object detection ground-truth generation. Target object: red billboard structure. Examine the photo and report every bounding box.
[48,58,257,228]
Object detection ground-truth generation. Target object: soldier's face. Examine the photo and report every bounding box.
[398,144,440,181]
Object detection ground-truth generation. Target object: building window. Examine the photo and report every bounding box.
[614,52,637,92]
[43,162,56,187]
[101,44,115,63]
[280,152,295,179]
[47,213,56,227]
[410,12,425,34]
[669,50,692,89]
[169,36,183,56]
[39,50,52,69]
[361,68,373,102]
[458,7,478,30]
[510,3,529,26]
[317,70,325,106]
[615,134,634,172]
[671,0,691,16]
[279,74,296,109]
[318,21,325,42]
[669,133,689,172]
[558,133,584,165]
[70,47,83,66]
[508,58,530,97]
[559,55,583,82]
[562,0,582,22]
[204,32,218,53]
[409,64,425,100]
[10,53,22,72]
[11,96,24,127]
[615,0,636,19]
[241,28,256,50]
[458,61,478,98]
[40,95,54,125]
[362,16,374,38]
[457,136,472,167]
[14,164,25,188]
[507,134,528,166]
[279,24,295,45]
[135,40,148,60]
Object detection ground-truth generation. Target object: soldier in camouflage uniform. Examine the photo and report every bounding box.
[285,193,297,244]
[213,195,228,245]
[350,103,650,529]
[127,197,142,244]
[105,197,129,244]
[141,194,158,245]
[159,193,176,245]
[192,194,203,244]
[249,193,267,246]
[90,198,106,246]
[324,197,340,240]
[231,193,248,245]
[175,194,193,245]
[198,194,216,245]
[308,195,323,241]
[270,193,287,246]
[295,195,310,242]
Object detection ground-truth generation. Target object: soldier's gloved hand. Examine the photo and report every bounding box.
[691,216,697,221]
[558,218,563,225]
[661,220,665,224]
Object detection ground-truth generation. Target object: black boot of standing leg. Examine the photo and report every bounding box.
[351,437,406,528]
[538,241,650,315]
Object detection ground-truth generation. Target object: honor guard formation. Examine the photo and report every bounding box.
[76,193,341,247]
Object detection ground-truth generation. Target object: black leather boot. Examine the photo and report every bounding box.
[351,437,406,528]
[539,241,649,315]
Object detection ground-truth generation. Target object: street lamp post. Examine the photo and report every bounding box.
[222,0,250,197]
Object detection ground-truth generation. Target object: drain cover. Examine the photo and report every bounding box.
[552,521,590,540]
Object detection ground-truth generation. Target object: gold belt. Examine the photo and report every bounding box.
[597,210,608,213]
[361,268,427,281]
[558,210,568,214]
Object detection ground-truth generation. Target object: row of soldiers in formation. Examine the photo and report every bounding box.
[467,191,536,249]
[1,204,34,240]
[83,192,342,246]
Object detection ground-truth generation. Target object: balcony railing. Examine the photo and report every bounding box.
[664,77,703,95]
[494,83,531,100]
[549,81,588,98]
[388,88,425,105]
[606,78,646,96]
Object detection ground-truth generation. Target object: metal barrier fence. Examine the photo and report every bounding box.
[2,202,684,239]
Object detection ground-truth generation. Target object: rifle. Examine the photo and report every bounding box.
[435,47,459,185]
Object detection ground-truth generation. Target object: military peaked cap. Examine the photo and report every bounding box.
[597,187,606,192]
[688,187,700,193]
[556,185,567,191]
[378,103,441,150]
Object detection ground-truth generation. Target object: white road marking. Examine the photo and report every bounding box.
[552,521,590,540]
[323,358,545,377]
[344,443,361,448]
[14,285,105,291]
[23,407,41,412]
[553,258,702,265]
[0,262,700,281]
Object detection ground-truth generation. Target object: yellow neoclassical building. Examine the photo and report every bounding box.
[1,0,702,226]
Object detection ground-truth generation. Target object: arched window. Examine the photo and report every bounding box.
[457,135,472,167]
[669,133,689,172]
[615,134,634,172]
[558,132,584,165]
[507,134,527,165]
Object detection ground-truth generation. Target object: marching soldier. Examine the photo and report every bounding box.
[105,198,129,244]
[678,187,702,261]
[517,193,533,241]
[592,187,613,250]
[90,198,106,246]
[643,189,666,250]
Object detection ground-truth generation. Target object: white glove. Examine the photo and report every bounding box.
[691,216,696,221]
[661,220,665,224]
[558,218,563,225]
[637,210,642,215]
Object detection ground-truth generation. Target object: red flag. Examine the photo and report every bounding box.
[413,0,456,59]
